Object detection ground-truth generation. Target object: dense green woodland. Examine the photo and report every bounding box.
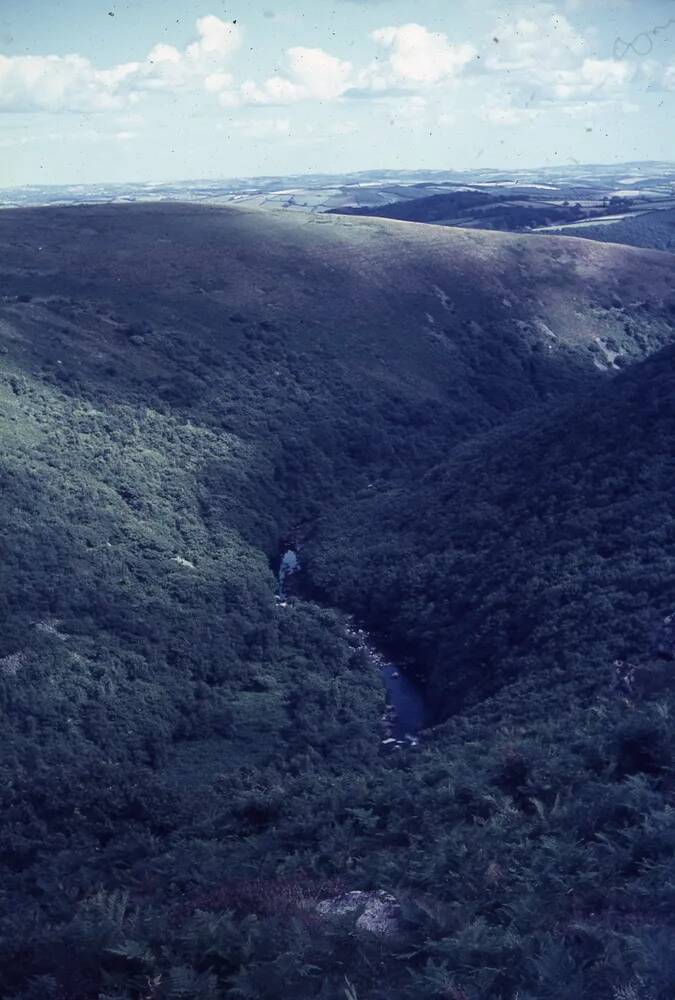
[306,344,675,716]
[331,190,589,232]
[0,204,674,999]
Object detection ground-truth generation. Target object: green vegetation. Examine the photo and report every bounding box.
[333,190,675,251]
[541,208,675,253]
[306,343,675,716]
[333,191,592,231]
[1,204,674,998]
[333,190,502,222]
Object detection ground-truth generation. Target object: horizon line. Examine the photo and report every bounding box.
[2,159,675,193]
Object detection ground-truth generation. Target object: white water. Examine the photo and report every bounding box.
[277,549,300,599]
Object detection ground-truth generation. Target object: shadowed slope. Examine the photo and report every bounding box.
[305,339,675,717]
[1,202,674,717]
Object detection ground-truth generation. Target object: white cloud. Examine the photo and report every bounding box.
[556,100,598,119]
[0,6,660,124]
[286,47,353,99]
[481,6,647,121]
[551,57,635,100]
[641,58,675,92]
[240,75,301,105]
[664,64,675,90]
[486,11,587,75]
[240,46,352,105]
[0,15,242,112]
[131,16,242,95]
[0,53,135,112]
[187,15,241,67]
[205,71,235,94]
[364,23,476,88]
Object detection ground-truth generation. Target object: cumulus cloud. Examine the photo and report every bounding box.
[663,64,675,90]
[187,15,241,66]
[481,6,646,120]
[550,57,635,100]
[239,46,353,105]
[0,6,662,123]
[0,15,241,113]
[230,9,649,118]
[120,15,241,99]
[485,11,587,75]
[0,53,136,112]
[360,23,476,91]
[140,15,241,92]
[287,47,353,98]
[640,58,675,92]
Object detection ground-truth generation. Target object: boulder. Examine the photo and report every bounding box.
[316,890,402,936]
[653,613,675,659]
[613,659,672,701]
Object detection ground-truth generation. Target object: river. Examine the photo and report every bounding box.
[277,548,428,746]
[343,619,427,746]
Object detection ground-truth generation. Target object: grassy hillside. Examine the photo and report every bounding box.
[331,192,675,253]
[536,208,675,253]
[1,204,675,999]
[331,191,593,232]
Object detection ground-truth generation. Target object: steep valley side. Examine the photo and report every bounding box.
[1,204,675,1000]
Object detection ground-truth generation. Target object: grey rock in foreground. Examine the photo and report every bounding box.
[654,612,675,659]
[316,890,402,936]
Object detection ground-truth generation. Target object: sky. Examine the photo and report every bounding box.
[0,0,674,187]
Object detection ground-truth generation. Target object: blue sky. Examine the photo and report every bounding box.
[0,0,674,186]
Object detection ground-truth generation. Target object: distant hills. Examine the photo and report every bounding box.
[329,181,675,251]
[532,206,675,252]
[1,204,675,998]
[332,189,621,232]
[333,191,675,252]
[4,161,675,254]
